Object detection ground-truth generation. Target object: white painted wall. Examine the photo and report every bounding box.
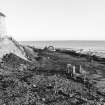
[0,16,6,37]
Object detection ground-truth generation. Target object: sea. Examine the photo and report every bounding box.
[20,40,105,51]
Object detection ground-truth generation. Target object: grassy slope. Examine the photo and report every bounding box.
[0,49,105,105]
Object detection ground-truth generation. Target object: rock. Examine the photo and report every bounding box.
[0,36,38,61]
[0,36,27,60]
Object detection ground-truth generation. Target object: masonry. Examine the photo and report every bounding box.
[0,12,6,37]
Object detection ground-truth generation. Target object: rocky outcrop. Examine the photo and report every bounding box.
[0,36,38,61]
[0,36,27,60]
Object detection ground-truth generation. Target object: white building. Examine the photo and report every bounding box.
[0,12,6,37]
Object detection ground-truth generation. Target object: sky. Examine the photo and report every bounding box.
[0,0,105,41]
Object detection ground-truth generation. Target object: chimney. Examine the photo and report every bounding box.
[0,12,6,37]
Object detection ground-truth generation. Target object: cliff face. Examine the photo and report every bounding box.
[0,36,38,61]
[0,36,27,60]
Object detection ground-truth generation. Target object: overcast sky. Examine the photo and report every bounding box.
[0,0,105,41]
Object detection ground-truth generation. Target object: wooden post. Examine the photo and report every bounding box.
[72,65,76,78]
[66,64,71,74]
[73,65,75,74]
[80,65,82,73]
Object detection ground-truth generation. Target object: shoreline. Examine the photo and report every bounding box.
[55,47,105,64]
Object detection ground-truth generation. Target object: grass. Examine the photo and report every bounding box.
[0,49,105,105]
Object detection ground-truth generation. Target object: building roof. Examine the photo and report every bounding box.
[0,12,6,17]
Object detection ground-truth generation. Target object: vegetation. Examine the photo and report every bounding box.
[0,48,105,105]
